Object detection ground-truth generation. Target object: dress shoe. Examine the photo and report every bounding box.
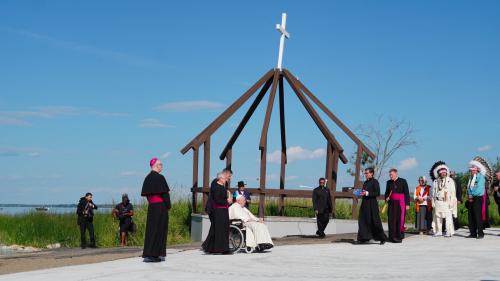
[380,240,386,245]
[465,235,477,238]
[477,235,484,239]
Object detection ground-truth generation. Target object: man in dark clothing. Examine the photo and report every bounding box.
[312,178,332,238]
[233,181,251,208]
[141,158,171,263]
[76,192,98,249]
[450,171,462,230]
[493,171,500,217]
[356,168,387,245]
[112,193,134,246]
[385,169,410,243]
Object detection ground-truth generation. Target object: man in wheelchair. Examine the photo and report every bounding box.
[229,194,273,251]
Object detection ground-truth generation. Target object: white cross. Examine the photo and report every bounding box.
[276,13,290,70]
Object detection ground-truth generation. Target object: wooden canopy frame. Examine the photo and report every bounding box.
[180,68,375,217]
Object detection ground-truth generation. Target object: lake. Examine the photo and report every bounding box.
[0,206,113,215]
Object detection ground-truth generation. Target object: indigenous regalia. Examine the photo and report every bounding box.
[429,161,456,237]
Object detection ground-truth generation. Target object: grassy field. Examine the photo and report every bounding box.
[1,197,498,248]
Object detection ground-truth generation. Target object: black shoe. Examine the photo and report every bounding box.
[222,251,233,255]
[465,235,477,239]
[143,256,161,263]
[380,240,386,245]
[390,239,402,243]
[353,240,368,245]
[316,231,321,236]
[477,235,484,239]
[89,244,97,248]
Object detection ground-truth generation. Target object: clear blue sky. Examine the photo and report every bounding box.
[1,0,498,204]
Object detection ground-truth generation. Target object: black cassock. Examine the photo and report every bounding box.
[357,178,387,242]
[385,178,410,242]
[202,179,230,253]
[141,171,171,258]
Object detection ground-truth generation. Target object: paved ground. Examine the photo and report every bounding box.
[1,228,499,281]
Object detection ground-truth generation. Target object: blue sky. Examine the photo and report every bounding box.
[0,0,498,204]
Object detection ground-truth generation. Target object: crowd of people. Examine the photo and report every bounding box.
[75,155,499,262]
[352,156,499,244]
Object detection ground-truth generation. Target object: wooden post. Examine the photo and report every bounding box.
[278,75,286,216]
[192,148,199,213]
[202,138,210,214]
[331,148,340,218]
[258,70,280,217]
[226,148,232,187]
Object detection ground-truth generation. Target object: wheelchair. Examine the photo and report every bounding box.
[228,219,267,254]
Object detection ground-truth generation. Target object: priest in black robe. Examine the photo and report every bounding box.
[312,178,332,238]
[141,158,171,262]
[356,168,386,244]
[202,170,232,254]
[384,168,410,243]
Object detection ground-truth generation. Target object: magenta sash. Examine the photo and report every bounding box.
[482,191,487,221]
[213,202,229,209]
[390,193,406,232]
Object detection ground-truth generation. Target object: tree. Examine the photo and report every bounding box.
[348,116,417,180]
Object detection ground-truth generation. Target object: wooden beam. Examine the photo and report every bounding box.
[219,76,273,160]
[353,145,363,188]
[283,69,376,159]
[202,138,210,213]
[259,149,267,217]
[283,71,348,164]
[226,148,232,188]
[180,69,275,154]
[192,148,199,213]
[278,74,286,215]
[325,143,333,189]
[259,70,280,149]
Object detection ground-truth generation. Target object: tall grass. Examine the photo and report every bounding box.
[0,200,192,248]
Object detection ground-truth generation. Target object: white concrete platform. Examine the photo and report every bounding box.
[2,228,500,281]
[191,214,395,241]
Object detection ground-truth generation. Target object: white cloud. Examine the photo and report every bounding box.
[139,118,173,128]
[0,147,42,157]
[0,25,157,67]
[286,175,299,181]
[398,157,418,171]
[160,152,171,159]
[267,146,326,164]
[477,144,492,152]
[119,171,141,177]
[0,106,125,126]
[155,101,225,112]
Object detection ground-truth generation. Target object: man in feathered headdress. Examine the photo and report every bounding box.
[466,158,488,239]
[430,162,456,237]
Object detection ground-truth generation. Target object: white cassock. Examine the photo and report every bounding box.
[229,203,274,248]
[432,177,456,235]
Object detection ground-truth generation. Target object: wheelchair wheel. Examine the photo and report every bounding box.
[245,247,254,253]
[228,225,244,253]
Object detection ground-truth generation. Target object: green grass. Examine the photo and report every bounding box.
[0,200,192,248]
[1,197,498,248]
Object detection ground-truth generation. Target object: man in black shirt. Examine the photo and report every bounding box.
[76,192,98,249]
[112,193,134,246]
[312,178,332,238]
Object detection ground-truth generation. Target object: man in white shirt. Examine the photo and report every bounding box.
[229,195,273,250]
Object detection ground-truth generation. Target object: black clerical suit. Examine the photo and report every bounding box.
[312,185,332,237]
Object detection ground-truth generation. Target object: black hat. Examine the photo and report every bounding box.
[237,181,246,187]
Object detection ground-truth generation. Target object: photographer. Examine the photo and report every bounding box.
[112,193,135,246]
[76,192,98,249]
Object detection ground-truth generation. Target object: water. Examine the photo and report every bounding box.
[0,206,113,215]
